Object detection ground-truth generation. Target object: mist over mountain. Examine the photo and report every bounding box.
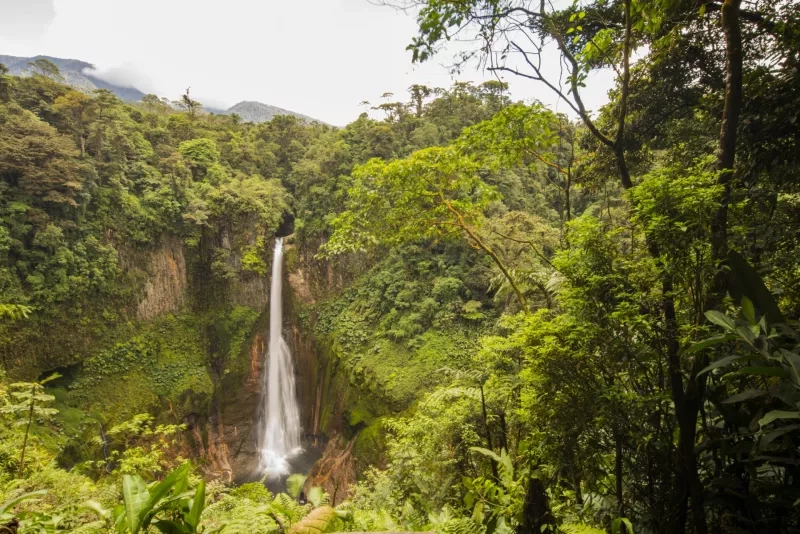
[1,54,147,101]
[0,54,324,124]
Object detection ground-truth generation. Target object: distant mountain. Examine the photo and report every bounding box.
[1,54,326,124]
[0,54,146,102]
[223,100,323,124]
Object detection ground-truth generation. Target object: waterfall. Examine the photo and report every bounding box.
[258,237,302,477]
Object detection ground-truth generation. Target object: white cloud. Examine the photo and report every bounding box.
[82,64,156,93]
[0,0,615,125]
[0,0,55,40]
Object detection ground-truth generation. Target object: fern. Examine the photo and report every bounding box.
[428,385,480,403]
[438,517,486,534]
[0,304,32,321]
[271,492,311,524]
[561,524,607,534]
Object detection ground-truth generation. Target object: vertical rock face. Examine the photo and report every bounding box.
[214,329,266,481]
[286,277,320,435]
[135,236,188,320]
[133,235,272,319]
[124,234,274,481]
[305,434,357,505]
[232,272,269,310]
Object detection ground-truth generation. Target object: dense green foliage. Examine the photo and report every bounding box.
[2,0,800,530]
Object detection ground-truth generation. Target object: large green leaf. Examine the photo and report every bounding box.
[612,517,635,534]
[779,348,800,388]
[685,334,734,354]
[722,389,768,404]
[759,410,800,427]
[286,474,308,499]
[122,475,150,533]
[727,250,784,324]
[185,479,205,531]
[0,490,47,515]
[143,463,190,521]
[705,311,736,332]
[469,446,503,465]
[760,424,800,448]
[130,463,191,533]
[307,486,324,508]
[696,355,745,377]
[741,296,756,324]
[113,503,127,533]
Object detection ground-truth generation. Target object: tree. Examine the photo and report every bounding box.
[408,84,433,117]
[393,1,800,529]
[53,90,93,156]
[178,138,221,179]
[0,63,11,103]
[140,93,171,115]
[27,58,62,80]
[1,374,59,478]
[0,104,86,209]
[177,87,202,118]
[325,145,529,308]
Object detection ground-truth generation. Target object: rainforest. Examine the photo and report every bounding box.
[1,0,799,533]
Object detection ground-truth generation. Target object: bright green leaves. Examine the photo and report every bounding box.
[408,0,488,63]
[629,156,722,247]
[0,303,32,320]
[119,473,149,533]
[463,447,528,532]
[758,410,800,427]
[456,103,560,171]
[324,146,497,256]
[178,138,221,179]
[286,474,309,500]
[114,463,206,534]
[578,28,619,69]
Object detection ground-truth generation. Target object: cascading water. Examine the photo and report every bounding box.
[258,237,302,477]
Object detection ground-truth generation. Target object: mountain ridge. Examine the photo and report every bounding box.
[0,54,325,124]
[224,100,323,125]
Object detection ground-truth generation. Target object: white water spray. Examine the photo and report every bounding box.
[258,237,302,477]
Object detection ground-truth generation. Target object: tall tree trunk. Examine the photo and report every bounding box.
[18,386,35,479]
[616,433,624,515]
[479,383,499,480]
[517,478,555,534]
[708,0,744,308]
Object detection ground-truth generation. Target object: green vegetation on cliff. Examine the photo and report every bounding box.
[2,0,800,529]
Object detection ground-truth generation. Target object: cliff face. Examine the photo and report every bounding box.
[135,236,188,321]
[132,235,270,320]
[51,231,366,484]
[22,230,278,480]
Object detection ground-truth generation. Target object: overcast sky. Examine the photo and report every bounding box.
[0,0,615,125]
